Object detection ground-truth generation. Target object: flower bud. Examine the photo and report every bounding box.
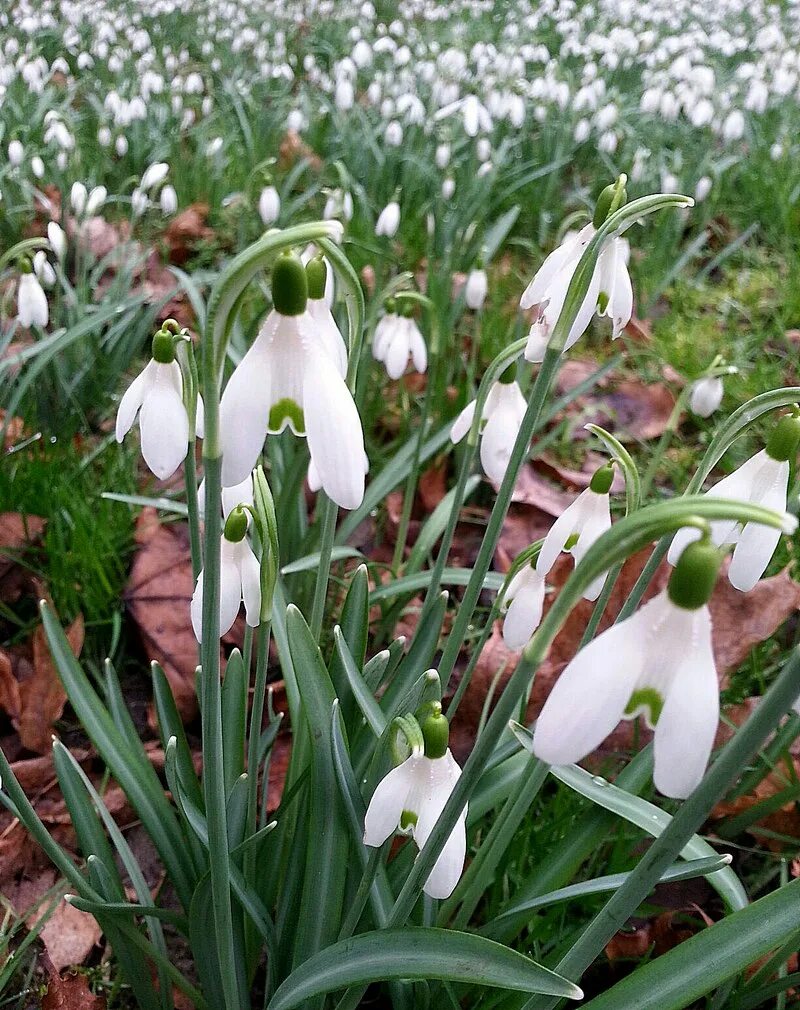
[765,413,800,463]
[667,537,721,610]
[271,251,308,316]
[592,175,627,228]
[689,376,723,418]
[305,255,327,300]
[223,505,249,543]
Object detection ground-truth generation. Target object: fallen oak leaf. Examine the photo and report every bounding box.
[19,615,84,754]
[42,969,106,1010]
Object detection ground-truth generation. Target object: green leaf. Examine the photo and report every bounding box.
[333,628,385,738]
[584,424,641,514]
[267,928,582,1009]
[329,565,370,722]
[281,546,363,575]
[579,877,800,1010]
[379,591,448,715]
[222,650,247,794]
[370,568,504,603]
[405,476,482,576]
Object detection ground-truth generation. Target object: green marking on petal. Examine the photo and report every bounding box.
[564,532,580,550]
[400,809,418,831]
[597,290,610,314]
[268,398,305,434]
[625,687,664,727]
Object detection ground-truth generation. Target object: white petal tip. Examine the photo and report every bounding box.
[781,513,798,535]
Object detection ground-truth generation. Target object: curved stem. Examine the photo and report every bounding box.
[310,494,338,640]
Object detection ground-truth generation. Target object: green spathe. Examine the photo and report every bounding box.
[667,537,721,610]
[272,250,308,316]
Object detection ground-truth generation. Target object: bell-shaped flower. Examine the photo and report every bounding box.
[306,255,347,376]
[160,185,178,216]
[219,251,366,510]
[116,330,202,480]
[364,706,466,899]
[522,181,632,362]
[198,474,254,521]
[17,268,48,328]
[535,464,615,601]
[191,507,261,642]
[85,185,107,217]
[501,564,546,650]
[450,374,526,483]
[464,267,488,310]
[375,200,400,238]
[667,416,800,593]
[534,540,722,798]
[47,222,67,261]
[372,305,427,380]
[70,182,87,216]
[689,376,723,418]
[141,161,169,192]
[258,185,280,227]
[33,251,56,288]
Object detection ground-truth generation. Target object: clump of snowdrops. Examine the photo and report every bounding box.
[3,178,800,1010]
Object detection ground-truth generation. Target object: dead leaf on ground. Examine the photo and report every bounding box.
[623,315,653,341]
[533,453,626,494]
[125,508,199,719]
[13,869,102,972]
[501,464,576,517]
[42,970,106,1010]
[164,204,214,266]
[278,129,323,172]
[419,463,447,512]
[0,512,46,581]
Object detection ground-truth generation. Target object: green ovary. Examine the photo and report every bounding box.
[400,809,418,831]
[269,398,305,434]
[625,687,664,727]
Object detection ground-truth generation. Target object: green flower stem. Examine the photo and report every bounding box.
[245,620,272,889]
[310,494,338,640]
[521,645,800,1010]
[385,496,791,931]
[639,386,689,498]
[183,446,202,581]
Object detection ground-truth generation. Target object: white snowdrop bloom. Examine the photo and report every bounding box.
[140,161,169,192]
[335,78,354,111]
[689,99,714,128]
[115,135,129,157]
[461,94,491,137]
[667,416,800,593]
[464,267,487,310]
[258,185,280,227]
[190,508,261,642]
[16,270,48,328]
[47,222,67,261]
[435,143,451,169]
[375,200,400,237]
[219,251,366,510]
[476,137,491,162]
[305,256,347,376]
[57,152,69,172]
[442,178,455,199]
[450,377,526,483]
[85,185,107,216]
[501,564,546,650]
[70,182,87,216]
[689,376,724,418]
[198,474,254,521]
[364,735,466,899]
[533,557,720,799]
[372,307,427,380]
[597,131,618,154]
[31,156,45,179]
[115,331,200,481]
[206,137,223,157]
[574,118,591,143]
[8,140,24,166]
[131,188,148,216]
[323,188,353,223]
[695,176,713,202]
[722,109,745,142]
[770,142,784,161]
[33,250,56,288]
[160,184,178,215]
[98,127,112,147]
[385,120,403,147]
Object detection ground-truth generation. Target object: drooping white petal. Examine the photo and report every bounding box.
[689,377,724,418]
[502,568,546,649]
[218,543,244,637]
[652,606,718,798]
[536,496,582,576]
[520,226,592,311]
[413,753,466,899]
[524,320,550,363]
[17,273,49,327]
[533,609,644,766]
[363,758,416,846]
[116,360,156,441]
[219,316,276,486]
[190,572,205,642]
[728,457,788,591]
[597,238,633,338]
[569,492,612,600]
[138,363,189,480]
[303,352,366,510]
[238,541,262,626]
[308,299,347,377]
[465,269,487,310]
[385,320,411,380]
[408,321,427,374]
[450,400,477,445]
[479,383,526,483]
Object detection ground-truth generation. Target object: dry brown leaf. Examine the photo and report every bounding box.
[17,869,102,972]
[18,616,84,753]
[494,505,553,573]
[165,203,214,266]
[42,971,106,1010]
[502,465,576,517]
[125,508,199,719]
[419,464,447,512]
[534,453,626,494]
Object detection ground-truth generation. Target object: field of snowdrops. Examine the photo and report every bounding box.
[3,0,800,1008]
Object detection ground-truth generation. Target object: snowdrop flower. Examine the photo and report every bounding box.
[115,136,129,157]
[364,705,466,899]
[131,188,149,216]
[31,156,45,179]
[372,302,427,380]
[8,140,24,167]
[501,563,546,650]
[695,176,713,202]
[435,143,451,169]
[70,182,87,216]
[191,506,261,642]
[689,376,724,418]
[534,539,723,798]
[47,222,67,261]
[375,199,400,238]
[141,162,169,192]
[116,328,200,480]
[85,185,107,216]
[384,121,403,147]
[258,185,280,227]
[160,185,178,215]
[33,251,56,288]
[323,188,353,223]
[305,256,347,376]
[219,250,366,510]
[16,265,48,328]
[442,178,455,200]
[667,414,800,592]
[198,474,254,521]
[450,371,526,483]
[464,265,488,310]
[521,180,632,361]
